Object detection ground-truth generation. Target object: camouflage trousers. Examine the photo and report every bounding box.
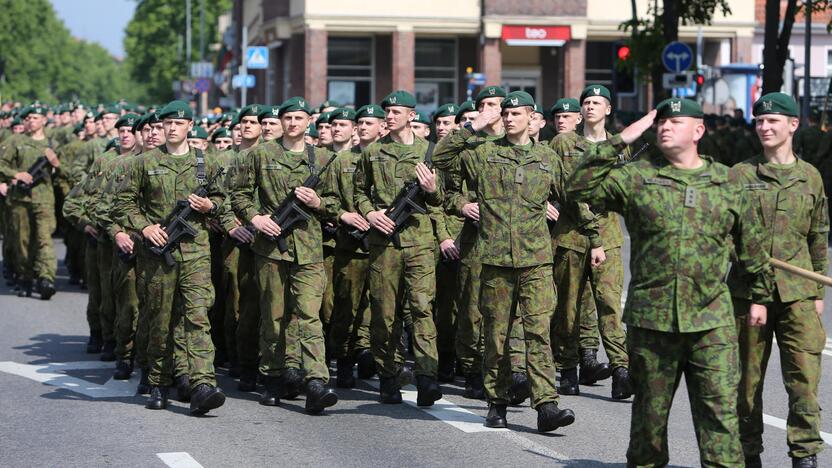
[1,197,14,274]
[734,297,825,459]
[142,254,216,389]
[65,228,85,280]
[255,255,328,382]
[134,253,186,375]
[98,239,116,343]
[369,243,438,379]
[480,263,558,409]
[218,238,240,365]
[113,253,139,362]
[456,255,483,374]
[552,246,628,370]
[330,248,371,360]
[435,257,459,356]
[321,246,336,340]
[578,278,600,351]
[8,201,56,282]
[208,233,228,361]
[627,325,742,467]
[84,236,101,335]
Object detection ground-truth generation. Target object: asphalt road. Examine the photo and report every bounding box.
[1,238,831,468]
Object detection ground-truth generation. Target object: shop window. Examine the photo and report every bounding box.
[415,38,458,114]
[327,37,373,106]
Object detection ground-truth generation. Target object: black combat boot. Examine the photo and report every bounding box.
[437,352,456,383]
[744,454,762,468]
[509,372,530,405]
[396,365,414,387]
[113,359,133,380]
[336,358,355,388]
[136,368,151,395]
[579,348,612,385]
[259,376,281,406]
[416,375,442,407]
[86,332,103,354]
[190,384,225,415]
[537,402,575,432]
[611,366,633,400]
[355,349,376,379]
[174,374,191,402]
[558,367,579,395]
[485,403,508,428]
[145,386,168,410]
[17,279,32,298]
[379,377,402,404]
[463,373,485,400]
[37,278,55,300]
[792,455,818,468]
[305,379,338,414]
[100,340,116,362]
[237,368,257,392]
[281,368,305,399]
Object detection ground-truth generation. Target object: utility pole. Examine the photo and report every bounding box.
[186,0,192,66]
[241,25,248,108]
[803,0,812,122]
[199,0,206,114]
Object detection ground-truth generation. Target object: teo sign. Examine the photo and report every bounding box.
[501,25,571,47]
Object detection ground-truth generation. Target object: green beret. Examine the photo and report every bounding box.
[145,111,162,125]
[475,86,506,108]
[655,98,704,119]
[306,123,318,138]
[412,111,431,125]
[100,105,121,117]
[211,127,231,141]
[83,111,95,121]
[381,90,416,109]
[72,123,84,135]
[104,137,120,152]
[115,113,140,129]
[21,105,48,118]
[134,114,147,132]
[454,100,477,123]
[433,103,458,121]
[318,100,340,112]
[11,117,22,127]
[57,104,70,114]
[532,103,545,116]
[239,103,264,119]
[501,91,535,110]
[157,100,194,120]
[72,102,88,112]
[258,105,281,121]
[316,111,332,127]
[753,92,799,118]
[550,98,580,114]
[355,104,384,120]
[580,84,612,104]
[279,96,312,116]
[328,107,356,123]
[188,126,209,140]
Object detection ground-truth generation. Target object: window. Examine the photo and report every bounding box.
[827,49,832,77]
[585,41,614,85]
[415,38,457,114]
[327,37,373,107]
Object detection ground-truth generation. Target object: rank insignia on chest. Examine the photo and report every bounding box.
[744,183,767,190]
[644,177,672,186]
[684,187,697,208]
[514,167,525,184]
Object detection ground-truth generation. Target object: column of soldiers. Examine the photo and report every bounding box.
[0,84,826,466]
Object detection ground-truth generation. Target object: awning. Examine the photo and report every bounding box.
[501,25,571,47]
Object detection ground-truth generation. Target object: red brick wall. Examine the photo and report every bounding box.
[563,39,585,100]
[481,38,502,87]
[392,30,415,92]
[754,0,832,24]
[305,28,327,104]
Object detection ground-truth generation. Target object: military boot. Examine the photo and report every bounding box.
[355,349,376,379]
[579,349,611,385]
[113,359,133,380]
[484,403,508,428]
[396,365,414,387]
[37,278,55,300]
[281,368,305,399]
[463,372,485,400]
[259,376,281,406]
[174,374,191,402]
[86,332,103,354]
[611,366,633,400]
[305,379,338,414]
[100,340,116,361]
[379,377,402,404]
[509,372,530,405]
[792,455,818,468]
[537,402,575,433]
[437,352,456,383]
[559,367,579,395]
[145,386,168,410]
[136,368,151,395]
[336,358,355,388]
[237,369,257,392]
[17,280,32,298]
[416,375,442,407]
[745,454,762,468]
[190,384,225,415]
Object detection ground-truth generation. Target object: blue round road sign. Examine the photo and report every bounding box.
[661,41,693,73]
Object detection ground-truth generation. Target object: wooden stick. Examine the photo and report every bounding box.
[770,258,832,288]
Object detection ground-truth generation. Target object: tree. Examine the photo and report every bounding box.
[620,0,731,107]
[124,0,231,103]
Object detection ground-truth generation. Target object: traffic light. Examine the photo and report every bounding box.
[612,41,636,96]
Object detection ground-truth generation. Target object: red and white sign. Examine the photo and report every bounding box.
[501,25,571,47]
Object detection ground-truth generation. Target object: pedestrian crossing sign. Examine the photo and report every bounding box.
[246,46,269,69]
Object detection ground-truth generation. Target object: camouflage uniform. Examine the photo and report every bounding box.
[353,134,441,380]
[728,156,829,459]
[56,137,88,280]
[230,139,332,383]
[794,124,823,167]
[568,135,775,467]
[116,147,224,390]
[549,131,629,372]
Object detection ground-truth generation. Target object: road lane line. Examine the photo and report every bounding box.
[763,414,832,446]
[156,452,205,468]
[0,361,135,398]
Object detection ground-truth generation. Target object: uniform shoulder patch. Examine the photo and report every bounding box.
[744,182,767,190]
[643,177,672,186]
[147,168,167,176]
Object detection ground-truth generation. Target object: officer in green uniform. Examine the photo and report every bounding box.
[433,103,458,141]
[410,111,431,139]
[729,93,828,468]
[568,98,774,467]
[433,90,577,432]
[230,96,339,414]
[116,100,226,415]
[352,90,444,406]
[211,127,234,151]
[549,85,631,399]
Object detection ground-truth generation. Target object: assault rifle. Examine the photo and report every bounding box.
[14,156,51,194]
[148,167,225,267]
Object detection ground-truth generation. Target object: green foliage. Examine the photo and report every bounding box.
[124,0,231,103]
[0,0,141,103]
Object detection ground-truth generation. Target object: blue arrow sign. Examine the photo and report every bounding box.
[246,46,269,69]
[661,42,693,73]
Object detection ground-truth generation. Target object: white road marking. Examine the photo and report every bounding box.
[763,414,832,446]
[156,452,205,468]
[0,361,135,398]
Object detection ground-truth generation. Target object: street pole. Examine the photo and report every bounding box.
[803,0,812,122]
[199,0,206,115]
[186,0,192,68]
[241,25,248,108]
